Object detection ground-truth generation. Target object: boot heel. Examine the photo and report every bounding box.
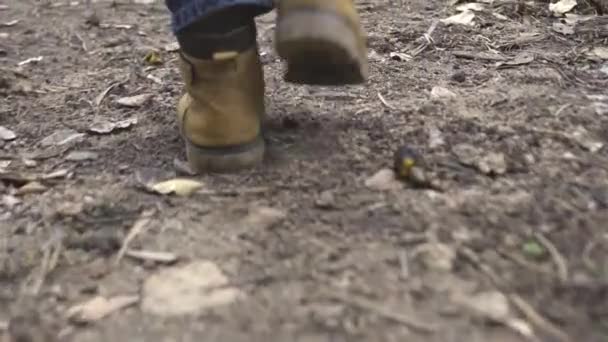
[185,136,265,174]
[276,10,367,85]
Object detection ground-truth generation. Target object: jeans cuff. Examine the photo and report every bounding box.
[170,0,274,33]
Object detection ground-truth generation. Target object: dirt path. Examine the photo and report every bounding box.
[1,1,607,341]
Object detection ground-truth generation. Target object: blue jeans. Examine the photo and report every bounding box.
[166,0,274,33]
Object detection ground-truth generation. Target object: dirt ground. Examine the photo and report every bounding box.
[1,0,608,341]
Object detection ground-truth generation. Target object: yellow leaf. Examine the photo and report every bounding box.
[151,178,204,196]
[144,51,163,65]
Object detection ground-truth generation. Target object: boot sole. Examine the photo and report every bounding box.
[184,136,265,174]
[276,10,367,86]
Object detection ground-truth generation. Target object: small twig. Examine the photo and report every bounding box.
[452,50,508,61]
[534,233,568,283]
[21,237,63,296]
[378,92,396,110]
[125,249,178,264]
[94,76,129,107]
[115,209,155,265]
[459,247,571,342]
[509,294,571,342]
[409,20,439,56]
[324,290,438,333]
[74,32,88,51]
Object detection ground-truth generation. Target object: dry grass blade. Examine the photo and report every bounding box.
[324,290,437,333]
[20,236,63,296]
[378,92,396,110]
[115,209,155,265]
[534,233,569,283]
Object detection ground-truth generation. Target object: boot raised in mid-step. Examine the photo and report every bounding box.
[176,22,265,173]
[275,0,368,85]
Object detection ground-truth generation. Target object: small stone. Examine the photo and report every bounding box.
[315,191,336,209]
[0,126,16,141]
[451,71,466,83]
[365,168,401,191]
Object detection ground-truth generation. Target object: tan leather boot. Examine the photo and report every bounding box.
[176,23,265,173]
[275,0,368,85]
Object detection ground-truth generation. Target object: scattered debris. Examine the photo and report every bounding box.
[496,53,535,68]
[452,291,535,339]
[95,80,127,107]
[441,10,475,26]
[141,260,245,316]
[40,129,85,147]
[16,181,48,195]
[143,50,163,65]
[0,126,16,141]
[115,209,155,265]
[1,19,19,27]
[6,309,56,342]
[476,152,507,176]
[534,233,569,283]
[17,56,43,66]
[549,0,578,16]
[430,86,457,100]
[164,42,180,52]
[242,206,287,230]
[427,125,445,148]
[66,295,139,324]
[522,240,547,259]
[65,151,99,162]
[587,46,608,60]
[83,7,100,26]
[125,250,178,264]
[378,92,396,110]
[389,51,412,61]
[315,190,336,209]
[595,102,608,115]
[324,290,437,333]
[151,178,204,196]
[173,158,197,176]
[43,169,70,180]
[2,194,21,208]
[452,144,507,176]
[570,126,604,152]
[365,168,402,191]
[552,22,575,35]
[412,242,456,271]
[116,94,153,108]
[88,117,138,134]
